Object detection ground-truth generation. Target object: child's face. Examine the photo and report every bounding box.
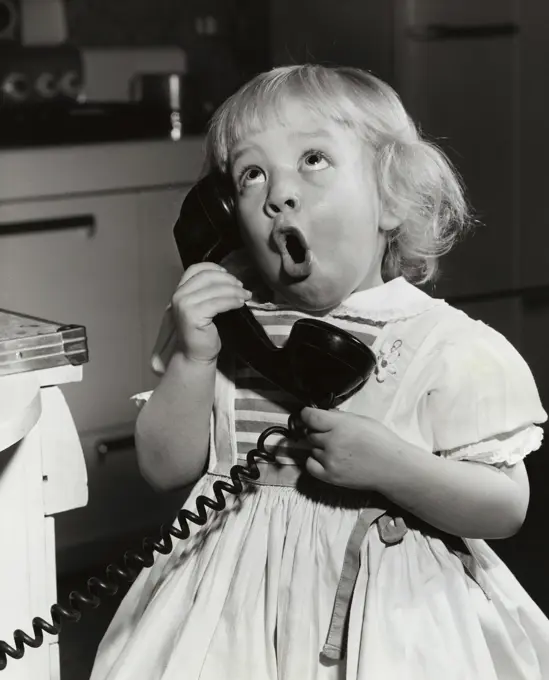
[229,98,397,312]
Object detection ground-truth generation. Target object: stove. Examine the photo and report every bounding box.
[0,101,180,148]
[0,44,189,149]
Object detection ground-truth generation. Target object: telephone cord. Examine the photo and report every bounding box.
[0,414,308,670]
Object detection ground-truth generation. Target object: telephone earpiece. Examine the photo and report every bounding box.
[174,172,240,270]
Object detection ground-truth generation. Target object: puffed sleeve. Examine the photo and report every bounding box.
[425,320,547,467]
[130,390,154,409]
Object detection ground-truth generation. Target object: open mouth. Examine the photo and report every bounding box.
[285,232,307,263]
[273,226,313,280]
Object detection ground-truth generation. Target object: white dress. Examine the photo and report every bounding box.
[91,277,549,680]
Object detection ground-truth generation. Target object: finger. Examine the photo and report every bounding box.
[306,431,328,448]
[181,262,228,280]
[178,263,235,290]
[300,406,336,433]
[176,269,244,294]
[189,295,250,322]
[305,455,328,482]
[173,279,246,311]
[180,283,251,309]
[307,446,328,465]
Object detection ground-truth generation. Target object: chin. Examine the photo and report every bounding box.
[275,278,350,314]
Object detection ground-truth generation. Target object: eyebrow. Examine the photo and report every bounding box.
[291,129,333,140]
[230,129,334,165]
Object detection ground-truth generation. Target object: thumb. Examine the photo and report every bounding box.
[300,406,337,432]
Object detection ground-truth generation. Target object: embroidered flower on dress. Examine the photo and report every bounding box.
[375,339,402,383]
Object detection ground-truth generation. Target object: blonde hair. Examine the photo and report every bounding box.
[204,64,472,284]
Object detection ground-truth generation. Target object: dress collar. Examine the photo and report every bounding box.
[248,277,445,324]
[330,277,446,322]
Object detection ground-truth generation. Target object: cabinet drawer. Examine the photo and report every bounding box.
[0,194,143,434]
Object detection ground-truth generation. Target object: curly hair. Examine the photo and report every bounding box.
[204,64,472,285]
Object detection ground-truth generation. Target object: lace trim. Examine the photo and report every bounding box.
[240,270,446,323]
[439,425,545,467]
[247,296,445,324]
[332,299,446,323]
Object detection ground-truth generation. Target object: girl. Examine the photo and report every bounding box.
[91,65,549,679]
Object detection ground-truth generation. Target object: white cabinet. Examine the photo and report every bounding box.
[0,194,143,434]
[0,139,204,568]
[0,367,87,680]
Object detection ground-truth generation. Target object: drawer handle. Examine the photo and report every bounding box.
[521,286,549,307]
[96,435,135,461]
[0,214,96,237]
[410,23,519,41]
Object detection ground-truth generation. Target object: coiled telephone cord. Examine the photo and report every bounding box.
[0,413,307,671]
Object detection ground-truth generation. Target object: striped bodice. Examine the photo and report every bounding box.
[234,306,384,466]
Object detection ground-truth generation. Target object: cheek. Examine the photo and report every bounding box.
[329,222,382,283]
[236,200,253,233]
[321,214,376,256]
[237,194,268,238]
[238,214,277,272]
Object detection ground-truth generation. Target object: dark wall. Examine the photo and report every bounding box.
[66,0,271,119]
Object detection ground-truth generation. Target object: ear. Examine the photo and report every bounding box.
[379,207,404,231]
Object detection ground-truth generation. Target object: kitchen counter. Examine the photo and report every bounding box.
[0,308,88,679]
[0,136,205,203]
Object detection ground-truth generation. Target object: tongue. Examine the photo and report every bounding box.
[280,248,313,278]
[273,226,313,280]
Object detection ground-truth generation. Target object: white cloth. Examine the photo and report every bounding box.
[91,277,549,680]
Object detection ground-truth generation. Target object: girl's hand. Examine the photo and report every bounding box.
[300,407,413,492]
[171,262,252,363]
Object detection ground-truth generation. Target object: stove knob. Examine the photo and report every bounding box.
[59,70,81,98]
[2,72,29,102]
[35,72,58,99]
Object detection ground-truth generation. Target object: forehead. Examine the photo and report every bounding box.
[263,97,331,126]
[244,96,333,133]
[229,98,354,157]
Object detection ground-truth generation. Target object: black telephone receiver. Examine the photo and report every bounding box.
[0,174,378,672]
[174,173,376,408]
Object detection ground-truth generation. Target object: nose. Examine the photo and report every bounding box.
[265,174,301,217]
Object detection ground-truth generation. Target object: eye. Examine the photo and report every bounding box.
[302,150,330,171]
[240,166,266,187]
